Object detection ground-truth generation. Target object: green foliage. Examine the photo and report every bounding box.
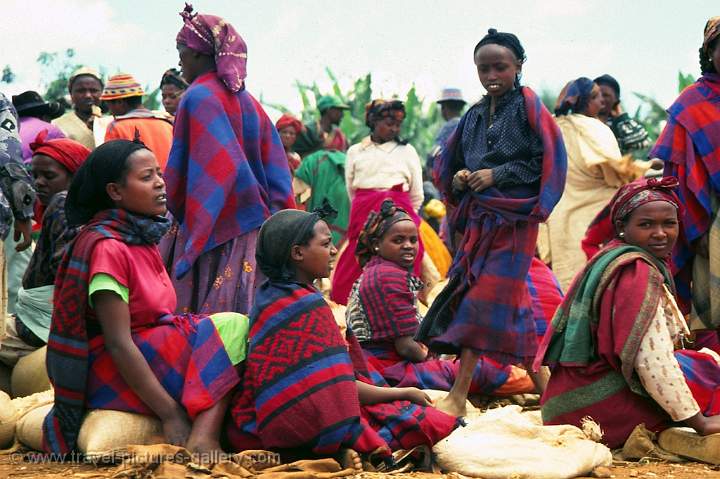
[1,66,15,84]
[270,69,444,159]
[143,85,161,111]
[37,49,85,102]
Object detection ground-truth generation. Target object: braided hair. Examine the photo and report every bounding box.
[473,28,526,88]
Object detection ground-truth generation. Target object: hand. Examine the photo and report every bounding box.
[161,409,191,446]
[452,169,470,192]
[611,102,623,118]
[467,169,494,192]
[13,218,32,252]
[402,387,432,407]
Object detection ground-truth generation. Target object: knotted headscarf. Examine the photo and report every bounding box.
[256,201,337,281]
[176,3,247,93]
[365,99,405,129]
[703,16,720,58]
[611,176,681,226]
[275,113,304,134]
[355,199,413,267]
[554,77,594,116]
[30,129,90,174]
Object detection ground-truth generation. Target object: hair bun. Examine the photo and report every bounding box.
[487,28,498,35]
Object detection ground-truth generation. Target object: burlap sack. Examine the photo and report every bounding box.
[16,403,52,451]
[78,409,164,459]
[0,390,17,448]
[10,346,50,398]
[434,405,612,479]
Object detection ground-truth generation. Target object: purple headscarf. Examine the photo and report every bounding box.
[176,3,247,93]
[554,77,594,116]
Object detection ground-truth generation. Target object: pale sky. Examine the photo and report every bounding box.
[2,0,717,119]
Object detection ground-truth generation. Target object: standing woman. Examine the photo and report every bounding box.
[160,68,189,118]
[163,5,295,314]
[538,77,651,290]
[650,17,720,340]
[330,100,425,304]
[416,29,567,417]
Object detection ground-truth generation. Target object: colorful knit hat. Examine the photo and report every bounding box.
[100,74,145,101]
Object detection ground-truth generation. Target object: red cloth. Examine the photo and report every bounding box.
[330,186,424,304]
[89,240,176,325]
[275,113,304,134]
[30,129,90,174]
[539,244,674,448]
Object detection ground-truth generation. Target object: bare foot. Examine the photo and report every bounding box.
[187,438,226,464]
[336,448,363,472]
[434,395,467,417]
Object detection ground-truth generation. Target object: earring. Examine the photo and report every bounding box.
[374,247,379,252]
[619,232,625,238]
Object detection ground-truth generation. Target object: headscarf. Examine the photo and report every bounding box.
[160,68,189,90]
[30,129,90,174]
[355,199,413,268]
[275,113,304,134]
[365,99,405,129]
[256,201,337,281]
[176,3,247,93]
[66,139,149,226]
[554,77,594,116]
[611,176,681,226]
[703,16,720,58]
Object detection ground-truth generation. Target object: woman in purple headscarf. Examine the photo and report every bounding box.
[162,4,295,315]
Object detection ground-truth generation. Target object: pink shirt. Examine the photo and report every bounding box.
[89,239,175,330]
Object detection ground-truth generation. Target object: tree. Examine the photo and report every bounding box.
[1,66,15,84]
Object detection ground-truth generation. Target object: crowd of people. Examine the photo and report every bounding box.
[0,3,719,469]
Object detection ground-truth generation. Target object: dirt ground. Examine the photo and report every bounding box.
[3,452,720,479]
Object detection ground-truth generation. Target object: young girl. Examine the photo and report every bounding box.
[43,140,242,456]
[537,177,720,448]
[331,100,425,304]
[417,29,567,417]
[227,206,458,464]
[347,199,534,396]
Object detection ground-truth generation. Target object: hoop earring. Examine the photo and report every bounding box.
[618,231,625,238]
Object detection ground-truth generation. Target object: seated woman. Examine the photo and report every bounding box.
[536,177,720,448]
[0,131,90,366]
[227,206,458,464]
[43,139,241,456]
[347,199,534,396]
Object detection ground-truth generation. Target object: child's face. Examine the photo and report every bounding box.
[292,221,337,281]
[279,126,297,150]
[474,44,521,98]
[107,149,167,217]
[377,219,418,270]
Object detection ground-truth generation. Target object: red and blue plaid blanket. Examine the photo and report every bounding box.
[418,87,567,365]
[165,72,295,279]
[650,73,720,307]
